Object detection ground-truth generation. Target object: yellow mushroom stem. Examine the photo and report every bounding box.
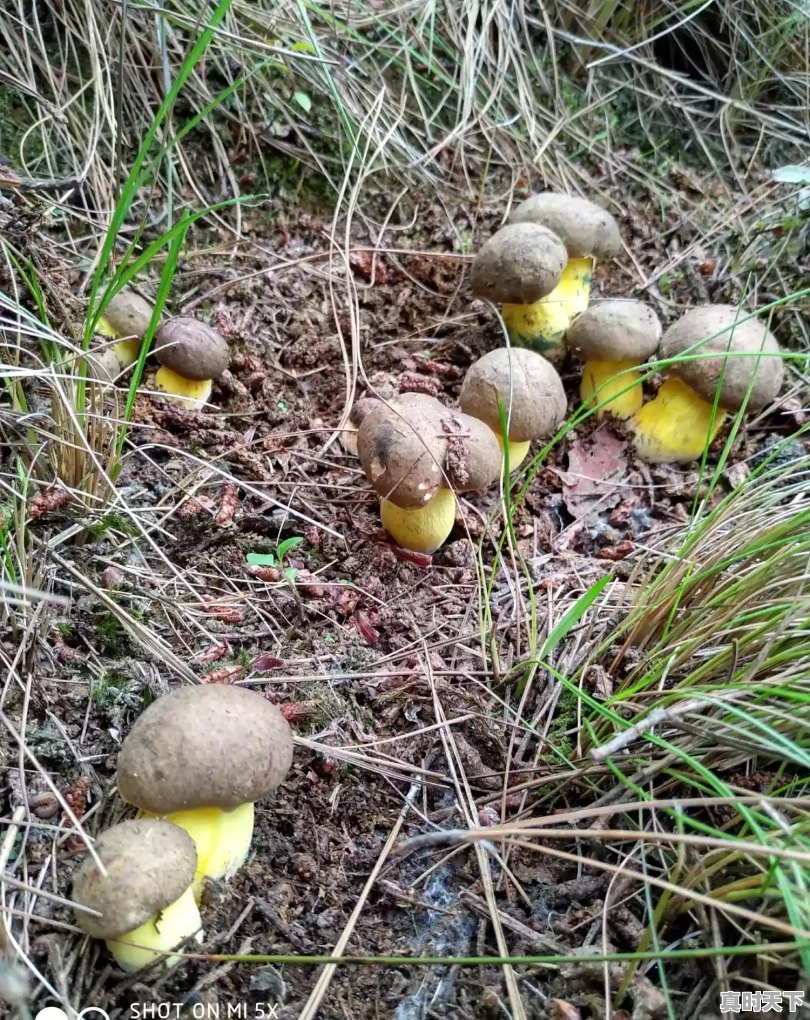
[579,360,644,420]
[154,365,213,410]
[631,377,726,464]
[503,257,593,358]
[380,488,456,554]
[107,885,203,973]
[97,315,142,370]
[142,803,255,899]
[494,432,531,470]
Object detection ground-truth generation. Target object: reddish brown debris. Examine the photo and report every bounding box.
[200,598,244,624]
[352,610,379,646]
[415,356,462,378]
[99,565,125,588]
[551,1002,582,1020]
[398,372,442,397]
[348,249,388,284]
[30,487,73,518]
[247,564,282,582]
[477,804,500,827]
[197,640,231,665]
[391,546,433,567]
[215,481,239,525]
[62,776,91,821]
[277,700,318,724]
[177,496,215,519]
[304,525,322,546]
[252,652,284,671]
[51,631,87,664]
[30,792,60,819]
[597,540,635,560]
[331,586,360,616]
[200,664,246,685]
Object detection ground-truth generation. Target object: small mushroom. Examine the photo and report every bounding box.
[567,299,662,419]
[152,316,229,410]
[470,222,568,361]
[459,348,567,468]
[357,393,502,554]
[631,304,784,463]
[91,289,157,381]
[340,397,383,456]
[72,818,202,972]
[505,193,622,358]
[117,684,293,893]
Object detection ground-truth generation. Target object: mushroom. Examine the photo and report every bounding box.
[470,222,569,360]
[152,316,229,410]
[459,348,567,469]
[90,290,156,381]
[97,290,155,364]
[567,299,662,419]
[631,304,784,463]
[340,397,382,457]
[117,684,293,893]
[357,393,502,554]
[72,818,202,972]
[505,193,622,358]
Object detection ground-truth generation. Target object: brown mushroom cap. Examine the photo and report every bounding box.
[72,819,196,939]
[349,397,383,429]
[439,410,502,492]
[660,305,784,411]
[567,300,662,361]
[117,685,293,815]
[357,394,447,508]
[459,348,567,443]
[153,317,229,380]
[509,193,621,259]
[356,394,502,506]
[103,290,155,339]
[471,222,567,304]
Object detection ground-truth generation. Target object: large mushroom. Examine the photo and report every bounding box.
[117,684,293,893]
[567,299,662,420]
[631,304,784,463]
[470,222,569,360]
[72,818,202,972]
[357,393,502,554]
[152,316,229,410]
[459,348,567,468]
[505,193,622,358]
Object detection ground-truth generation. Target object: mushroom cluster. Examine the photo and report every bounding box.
[471,193,621,361]
[468,190,785,466]
[90,291,230,410]
[71,684,293,972]
[356,393,502,554]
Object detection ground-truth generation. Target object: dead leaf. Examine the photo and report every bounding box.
[556,427,628,520]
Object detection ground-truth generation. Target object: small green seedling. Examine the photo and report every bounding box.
[246,536,304,580]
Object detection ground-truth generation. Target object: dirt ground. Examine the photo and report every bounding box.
[1,158,808,1020]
